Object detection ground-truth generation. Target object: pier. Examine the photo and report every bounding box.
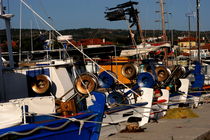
[100,103,210,140]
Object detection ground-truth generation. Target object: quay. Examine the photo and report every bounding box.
[100,103,210,140]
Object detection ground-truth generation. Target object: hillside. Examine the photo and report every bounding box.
[0,28,210,51]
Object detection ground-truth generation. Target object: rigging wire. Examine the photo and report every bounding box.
[39,0,56,41]
[39,0,54,25]
[32,12,42,34]
[187,0,194,14]
[6,0,9,13]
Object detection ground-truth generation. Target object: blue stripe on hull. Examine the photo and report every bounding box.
[26,69,50,77]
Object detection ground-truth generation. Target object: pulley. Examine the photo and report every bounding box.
[98,70,116,88]
[74,73,98,95]
[31,74,52,94]
[155,66,171,82]
[121,63,137,79]
[137,72,155,88]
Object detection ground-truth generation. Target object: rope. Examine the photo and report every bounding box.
[0,113,100,138]
[0,121,71,138]
[26,112,124,126]
[20,0,141,97]
[30,112,123,126]
[116,103,154,110]
[106,103,167,119]
[1,96,202,138]
[173,90,204,98]
[0,98,177,138]
[189,90,210,93]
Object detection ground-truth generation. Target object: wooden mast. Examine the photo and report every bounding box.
[134,8,145,43]
[159,0,167,41]
[158,0,168,65]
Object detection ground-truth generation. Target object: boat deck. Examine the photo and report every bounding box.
[100,103,210,140]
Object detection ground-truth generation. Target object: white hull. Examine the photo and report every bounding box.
[99,88,153,137]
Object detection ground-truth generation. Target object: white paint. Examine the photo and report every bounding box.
[10,96,55,114]
[0,102,22,129]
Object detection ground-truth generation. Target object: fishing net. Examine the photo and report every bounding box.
[162,107,199,119]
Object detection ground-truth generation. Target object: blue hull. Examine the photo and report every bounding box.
[0,92,106,140]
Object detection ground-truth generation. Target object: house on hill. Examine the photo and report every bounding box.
[178,37,196,48]
[177,36,205,48]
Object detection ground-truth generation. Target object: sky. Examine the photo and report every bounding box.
[1,0,210,31]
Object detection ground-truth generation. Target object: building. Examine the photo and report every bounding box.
[178,37,197,48]
[177,37,206,48]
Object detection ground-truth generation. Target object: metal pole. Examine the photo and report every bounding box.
[188,16,191,43]
[114,45,118,76]
[0,0,14,68]
[30,20,33,52]
[159,0,168,66]
[0,0,3,15]
[196,0,201,62]
[167,12,173,45]
[188,15,192,66]
[0,0,5,101]
[5,17,14,68]
[169,13,173,46]
[0,47,5,101]
[19,1,22,62]
[171,29,173,46]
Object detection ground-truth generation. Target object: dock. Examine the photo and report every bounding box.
[100,103,210,140]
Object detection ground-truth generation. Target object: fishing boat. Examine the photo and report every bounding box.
[0,91,106,140]
[0,1,107,139]
[82,59,155,137]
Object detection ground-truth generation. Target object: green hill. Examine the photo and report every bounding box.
[0,28,210,51]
